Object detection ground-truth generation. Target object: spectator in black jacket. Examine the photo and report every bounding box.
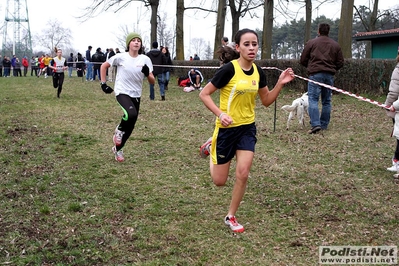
[92,47,105,81]
[146,41,167,100]
[76,53,85,77]
[0,55,3,77]
[67,53,74,77]
[3,56,11,77]
[161,46,172,90]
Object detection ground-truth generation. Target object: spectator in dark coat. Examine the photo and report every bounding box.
[0,55,3,77]
[300,23,344,134]
[146,41,167,100]
[3,56,11,77]
[76,53,85,77]
[161,46,172,90]
[92,47,106,81]
[67,53,74,77]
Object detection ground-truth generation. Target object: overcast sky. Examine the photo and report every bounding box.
[0,0,395,59]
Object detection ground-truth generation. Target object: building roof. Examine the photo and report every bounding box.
[353,28,399,41]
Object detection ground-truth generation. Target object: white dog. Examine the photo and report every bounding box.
[281,92,309,130]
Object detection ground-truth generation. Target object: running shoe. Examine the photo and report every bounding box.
[199,137,212,158]
[112,146,124,162]
[225,215,244,233]
[113,126,124,146]
[387,159,399,172]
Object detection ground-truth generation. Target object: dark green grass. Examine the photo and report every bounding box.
[0,74,398,265]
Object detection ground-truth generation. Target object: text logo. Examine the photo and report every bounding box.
[319,246,397,264]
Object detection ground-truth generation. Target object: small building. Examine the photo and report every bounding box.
[353,28,399,59]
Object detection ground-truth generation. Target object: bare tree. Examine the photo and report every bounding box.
[80,0,160,44]
[175,0,184,60]
[228,0,264,37]
[261,0,274,59]
[114,24,143,51]
[35,19,73,54]
[213,0,227,59]
[304,0,312,43]
[275,0,337,44]
[80,0,217,60]
[353,0,387,58]
[177,0,216,60]
[157,11,174,53]
[338,0,354,58]
[190,38,207,59]
[148,0,160,43]
[204,41,213,60]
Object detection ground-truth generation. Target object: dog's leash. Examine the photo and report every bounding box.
[262,67,391,110]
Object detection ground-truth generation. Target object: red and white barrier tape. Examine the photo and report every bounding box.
[156,64,391,110]
[261,66,390,110]
[154,64,220,69]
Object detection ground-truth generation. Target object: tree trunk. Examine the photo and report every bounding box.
[176,0,185,60]
[214,0,227,59]
[229,1,240,38]
[338,0,354,58]
[150,0,160,44]
[370,0,379,31]
[304,0,311,44]
[261,0,273,59]
[230,12,240,38]
[366,0,379,58]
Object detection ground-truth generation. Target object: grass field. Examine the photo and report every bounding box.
[1,74,398,265]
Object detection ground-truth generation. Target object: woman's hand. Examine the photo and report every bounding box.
[278,68,295,84]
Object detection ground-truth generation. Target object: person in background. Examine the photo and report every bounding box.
[76,53,85,77]
[300,23,344,134]
[43,54,52,78]
[22,56,29,77]
[113,47,121,78]
[3,56,11,77]
[161,46,172,90]
[99,32,155,162]
[92,47,105,81]
[67,53,74,77]
[221,36,229,47]
[198,28,295,233]
[384,49,399,172]
[193,53,200,60]
[49,48,68,98]
[85,45,93,81]
[104,48,109,61]
[37,54,46,77]
[30,56,37,76]
[146,41,167,100]
[14,58,22,77]
[106,48,116,82]
[188,68,203,90]
[0,55,3,77]
[11,55,17,76]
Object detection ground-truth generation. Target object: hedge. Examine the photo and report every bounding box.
[171,59,396,96]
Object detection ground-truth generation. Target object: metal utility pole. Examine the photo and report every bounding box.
[2,0,33,58]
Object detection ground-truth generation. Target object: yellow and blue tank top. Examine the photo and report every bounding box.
[216,59,260,128]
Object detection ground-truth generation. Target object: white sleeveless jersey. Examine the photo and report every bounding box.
[52,57,66,73]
